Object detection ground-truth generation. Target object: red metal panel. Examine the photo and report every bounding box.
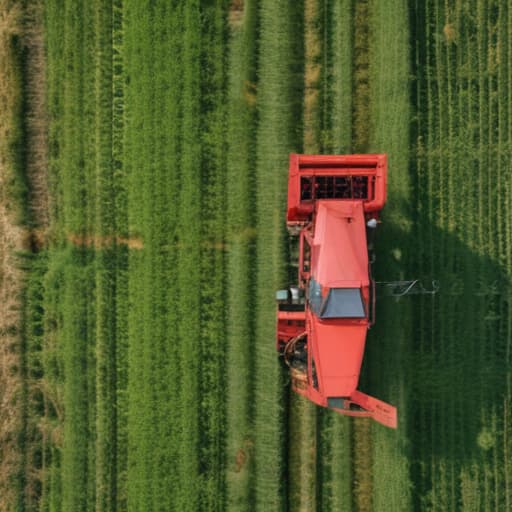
[311,201,369,287]
[287,153,387,223]
[308,313,367,397]
[278,153,397,428]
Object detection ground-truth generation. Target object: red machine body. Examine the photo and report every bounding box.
[276,153,397,429]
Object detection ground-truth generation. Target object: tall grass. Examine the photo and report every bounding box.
[123,1,230,509]
[93,3,119,512]
[123,1,182,509]
[44,2,100,510]
[197,1,228,509]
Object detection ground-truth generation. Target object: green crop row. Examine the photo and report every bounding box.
[122,1,231,510]
[224,0,259,509]
[32,1,512,511]
[314,3,354,511]
[93,3,119,512]
[44,2,99,512]
[123,2,185,509]
[288,0,316,509]
[252,0,305,509]
[198,1,230,509]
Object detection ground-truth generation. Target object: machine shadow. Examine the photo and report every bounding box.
[362,211,510,461]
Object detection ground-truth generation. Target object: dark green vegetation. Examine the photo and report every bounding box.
[7,0,511,511]
[406,0,512,509]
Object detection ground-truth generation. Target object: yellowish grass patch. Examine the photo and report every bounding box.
[0,1,26,508]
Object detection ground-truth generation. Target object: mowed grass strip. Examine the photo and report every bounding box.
[365,0,412,510]
[225,0,259,508]
[253,1,302,509]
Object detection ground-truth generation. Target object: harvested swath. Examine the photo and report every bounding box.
[352,0,370,153]
[111,6,128,504]
[366,0,412,509]
[303,0,321,153]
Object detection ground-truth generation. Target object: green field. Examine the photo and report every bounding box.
[4,0,511,511]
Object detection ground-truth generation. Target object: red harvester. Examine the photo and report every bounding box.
[276,153,397,429]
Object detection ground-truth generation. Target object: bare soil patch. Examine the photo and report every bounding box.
[228,0,244,29]
[67,233,144,250]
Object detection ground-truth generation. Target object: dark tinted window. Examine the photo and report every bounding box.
[322,288,365,318]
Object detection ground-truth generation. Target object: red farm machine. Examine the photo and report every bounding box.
[276,153,397,429]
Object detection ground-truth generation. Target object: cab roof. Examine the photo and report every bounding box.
[311,201,369,287]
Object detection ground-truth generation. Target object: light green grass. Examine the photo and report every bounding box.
[252,1,303,509]
[315,2,354,511]
[33,1,512,511]
[366,1,412,510]
[225,0,258,509]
